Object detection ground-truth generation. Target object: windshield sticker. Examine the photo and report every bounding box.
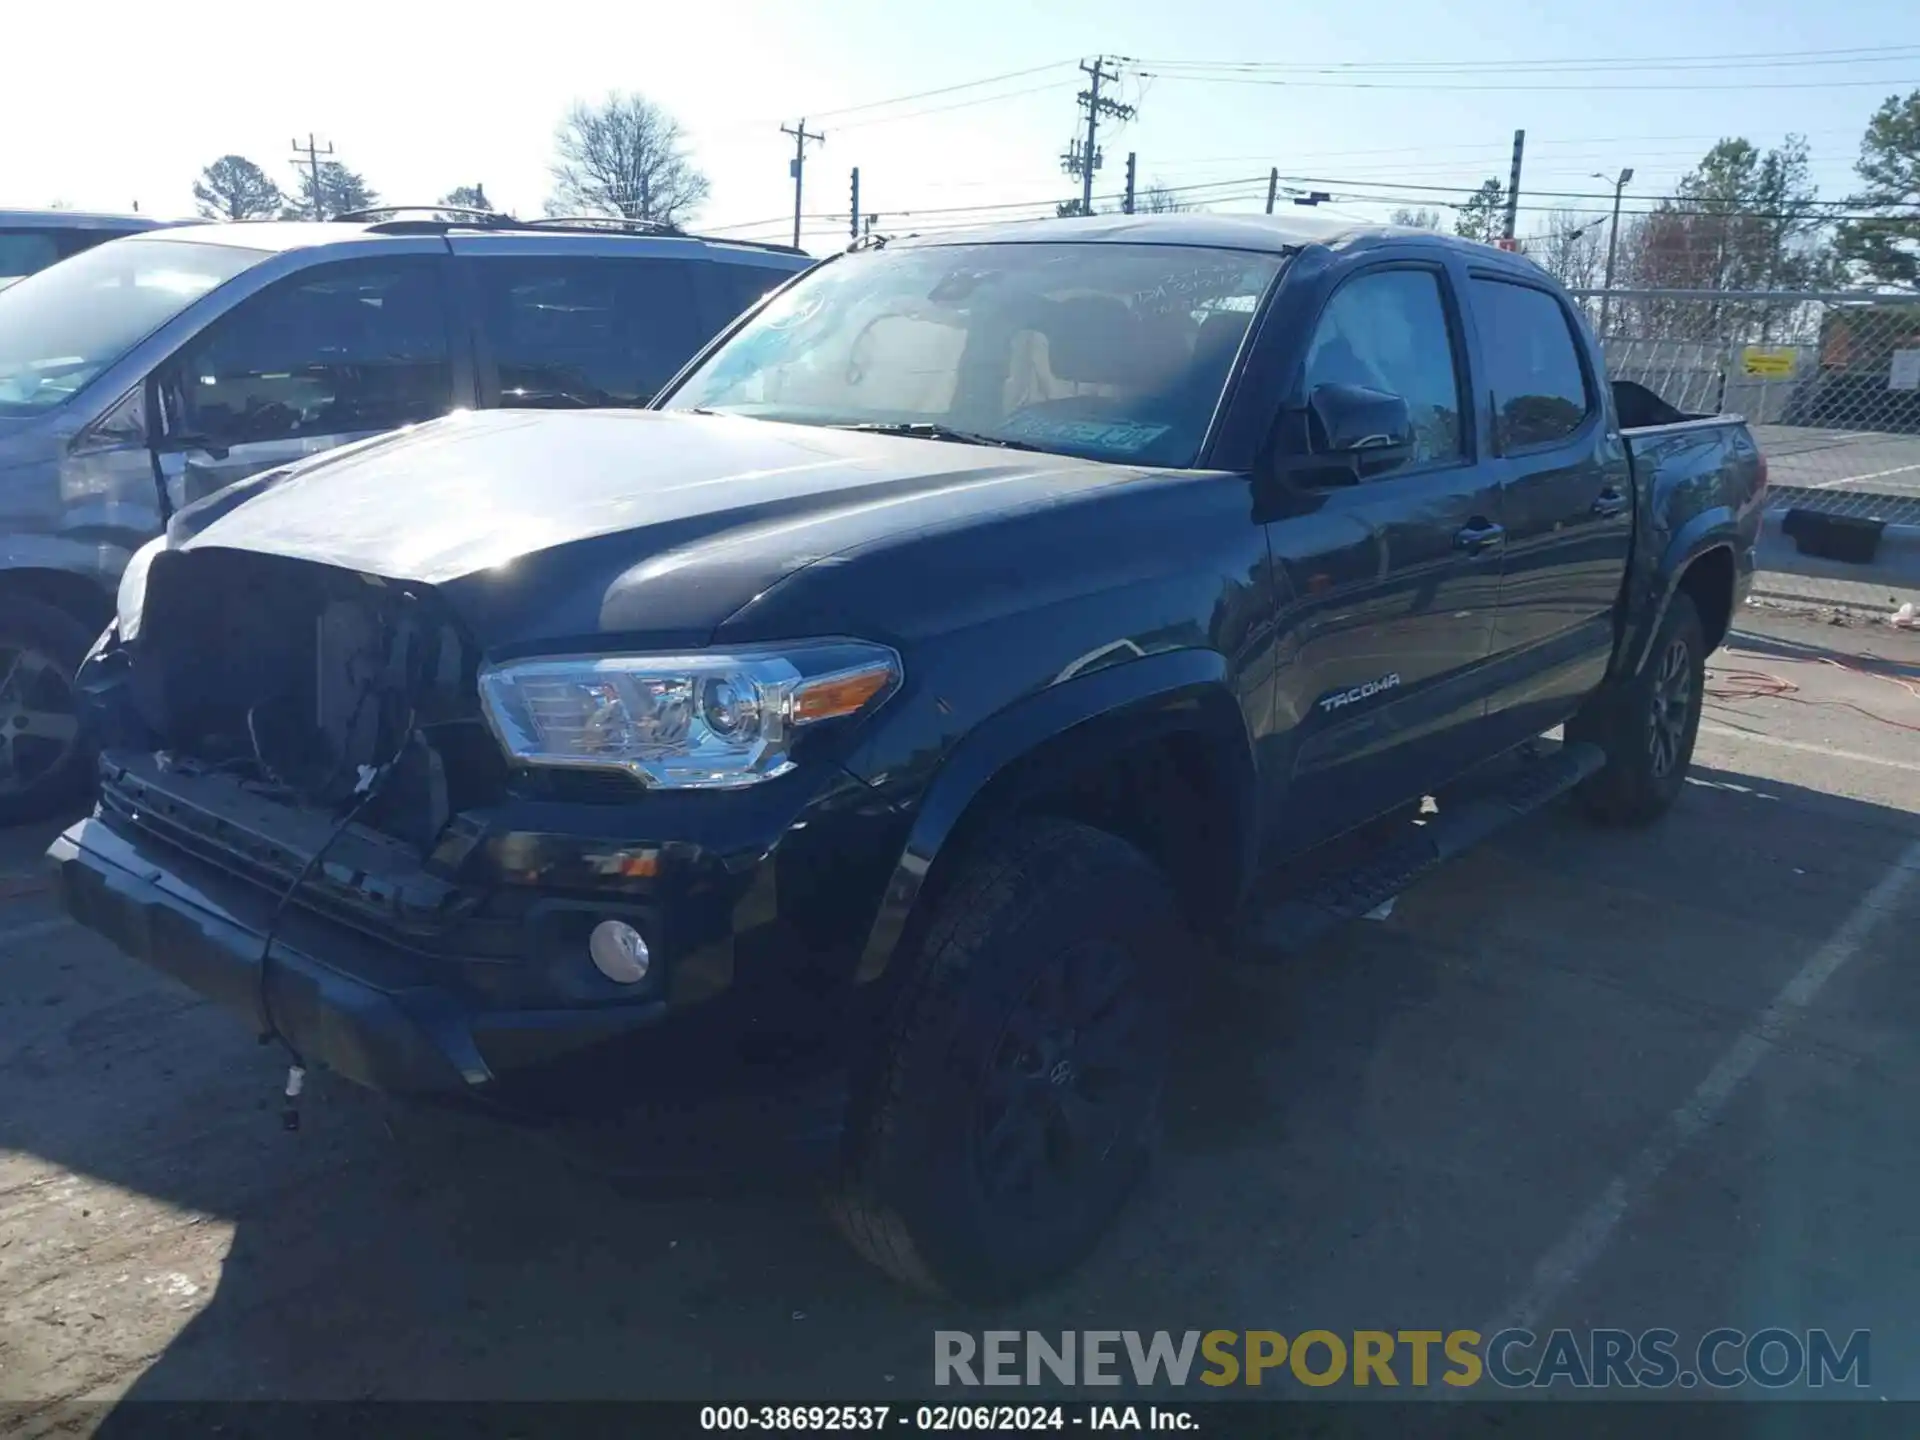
[1001,415,1172,453]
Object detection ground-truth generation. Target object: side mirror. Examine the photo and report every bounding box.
[1308,382,1416,464]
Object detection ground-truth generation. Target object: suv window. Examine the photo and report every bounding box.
[173,257,452,446]
[1303,268,1464,471]
[0,231,59,286]
[1470,278,1592,450]
[705,261,789,325]
[469,255,716,408]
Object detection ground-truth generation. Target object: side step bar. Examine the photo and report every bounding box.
[1249,739,1607,957]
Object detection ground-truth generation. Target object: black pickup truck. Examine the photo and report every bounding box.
[48,214,1766,1300]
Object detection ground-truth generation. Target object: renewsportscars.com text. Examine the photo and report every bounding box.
[934,1328,1870,1390]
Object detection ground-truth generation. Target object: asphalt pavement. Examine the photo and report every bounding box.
[1,604,1917,1414]
[1754,427,1920,498]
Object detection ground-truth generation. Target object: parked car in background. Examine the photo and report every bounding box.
[0,210,174,292]
[52,215,1766,1299]
[0,209,812,822]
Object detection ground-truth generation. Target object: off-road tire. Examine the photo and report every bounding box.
[0,597,96,827]
[1567,591,1707,827]
[828,818,1184,1302]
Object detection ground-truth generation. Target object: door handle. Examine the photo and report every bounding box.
[1454,520,1505,554]
[1591,487,1630,518]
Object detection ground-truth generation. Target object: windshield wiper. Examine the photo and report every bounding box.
[831,421,1048,453]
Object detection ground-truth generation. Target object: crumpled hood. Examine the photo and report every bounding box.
[178,409,1138,652]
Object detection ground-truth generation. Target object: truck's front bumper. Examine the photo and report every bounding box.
[47,815,671,1102]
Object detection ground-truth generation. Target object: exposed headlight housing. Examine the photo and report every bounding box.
[478,641,902,790]
[115,535,166,642]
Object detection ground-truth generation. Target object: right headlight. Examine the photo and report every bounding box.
[477,640,902,790]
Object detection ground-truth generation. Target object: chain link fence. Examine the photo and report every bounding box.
[1568,288,1920,606]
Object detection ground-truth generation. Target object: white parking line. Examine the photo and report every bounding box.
[1699,722,1920,774]
[1484,832,1920,1337]
[1811,460,1920,491]
[0,916,74,948]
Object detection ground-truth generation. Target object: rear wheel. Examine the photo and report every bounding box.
[829,818,1182,1301]
[0,598,96,826]
[1567,591,1706,826]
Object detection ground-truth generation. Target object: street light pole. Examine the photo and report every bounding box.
[1595,166,1634,338]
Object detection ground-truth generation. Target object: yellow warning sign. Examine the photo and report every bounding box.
[1741,346,1797,377]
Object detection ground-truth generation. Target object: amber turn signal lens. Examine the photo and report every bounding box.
[791,664,895,725]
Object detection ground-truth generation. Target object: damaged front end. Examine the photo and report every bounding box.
[90,545,502,854]
[75,543,565,981]
[53,541,893,1125]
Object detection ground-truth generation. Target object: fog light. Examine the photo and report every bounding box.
[587,919,651,984]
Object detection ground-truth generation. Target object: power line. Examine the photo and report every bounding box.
[804,60,1077,121]
[831,79,1072,132]
[1147,128,1870,167]
[1120,42,1920,72]
[1138,71,1920,92]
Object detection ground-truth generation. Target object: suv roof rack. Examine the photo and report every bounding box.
[333,205,517,230]
[535,213,682,235]
[327,205,809,255]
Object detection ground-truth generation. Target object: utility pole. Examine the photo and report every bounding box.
[291,134,335,220]
[1595,166,1634,338]
[1266,168,1279,215]
[781,119,824,250]
[849,167,860,244]
[1502,128,1525,243]
[1123,152,1137,215]
[1060,56,1134,215]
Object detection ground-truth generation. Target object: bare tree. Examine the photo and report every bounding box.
[1527,210,1607,291]
[1388,206,1443,230]
[1137,181,1194,214]
[193,155,283,221]
[548,92,709,226]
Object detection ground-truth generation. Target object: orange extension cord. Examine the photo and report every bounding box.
[1707,647,1920,735]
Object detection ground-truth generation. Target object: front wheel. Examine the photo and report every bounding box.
[0,598,97,827]
[1567,591,1707,826]
[829,818,1183,1301]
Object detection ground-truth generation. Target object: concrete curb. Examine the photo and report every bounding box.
[1758,497,1920,603]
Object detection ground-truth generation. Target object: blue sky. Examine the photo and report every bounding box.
[5,0,1916,254]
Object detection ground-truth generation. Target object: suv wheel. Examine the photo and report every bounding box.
[1567,591,1707,827]
[830,818,1182,1301]
[0,598,96,827]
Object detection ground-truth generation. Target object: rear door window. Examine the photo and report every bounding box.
[172,257,454,445]
[0,230,60,286]
[466,255,715,408]
[1469,278,1593,451]
[703,260,794,327]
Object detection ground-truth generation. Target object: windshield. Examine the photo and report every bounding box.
[0,237,260,416]
[662,241,1283,468]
